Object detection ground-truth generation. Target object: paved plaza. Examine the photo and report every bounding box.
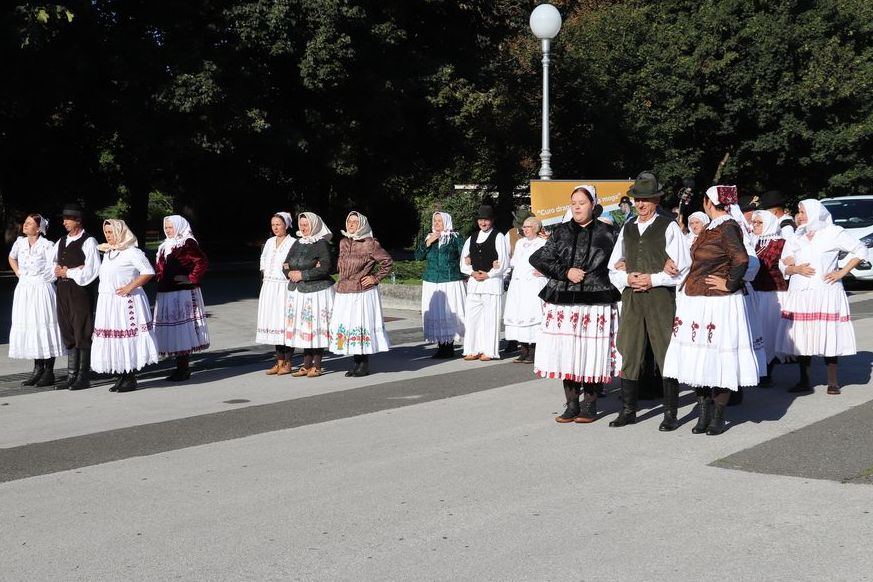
[1,270,872,581]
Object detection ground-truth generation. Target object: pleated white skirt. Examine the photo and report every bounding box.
[91,290,159,373]
[329,287,391,355]
[534,303,620,384]
[8,277,65,359]
[421,280,466,344]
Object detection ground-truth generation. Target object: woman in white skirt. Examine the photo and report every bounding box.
[7,213,65,386]
[415,211,466,358]
[503,216,547,364]
[257,212,296,375]
[283,212,335,377]
[748,210,789,385]
[154,215,210,381]
[777,198,867,395]
[328,212,393,377]
[91,220,159,392]
[663,186,759,435]
[529,185,622,423]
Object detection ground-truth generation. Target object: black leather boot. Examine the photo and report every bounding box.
[658,378,680,432]
[575,392,598,423]
[691,393,712,434]
[524,343,536,364]
[609,378,638,427]
[69,347,91,390]
[352,355,370,377]
[345,355,363,377]
[21,359,45,386]
[109,375,123,392]
[116,372,138,393]
[35,357,56,387]
[707,403,727,435]
[57,349,80,390]
[166,355,191,381]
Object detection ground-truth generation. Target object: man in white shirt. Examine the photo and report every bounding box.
[608,172,691,431]
[460,205,508,361]
[53,203,101,390]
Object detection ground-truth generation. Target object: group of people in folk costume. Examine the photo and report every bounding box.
[8,204,209,392]
[255,211,393,378]
[9,183,867,429]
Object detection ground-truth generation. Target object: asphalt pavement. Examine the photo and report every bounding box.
[1,270,873,581]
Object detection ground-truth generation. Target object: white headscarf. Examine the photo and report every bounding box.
[751,210,781,245]
[688,211,710,228]
[341,211,373,241]
[97,219,139,252]
[296,212,332,244]
[796,198,833,236]
[158,215,196,259]
[432,211,457,246]
[274,212,293,231]
[572,184,598,206]
[32,214,49,236]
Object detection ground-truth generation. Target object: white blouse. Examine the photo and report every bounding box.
[9,236,56,282]
[780,225,868,291]
[510,237,546,280]
[97,247,155,293]
[259,235,295,282]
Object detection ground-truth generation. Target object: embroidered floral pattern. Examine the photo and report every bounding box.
[672,316,683,337]
[570,311,579,331]
[691,321,700,343]
[581,313,591,330]
[706,322,716,343]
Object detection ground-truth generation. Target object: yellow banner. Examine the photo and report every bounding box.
[530,179,634,226]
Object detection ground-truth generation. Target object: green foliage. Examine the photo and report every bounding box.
[389,260,425,285]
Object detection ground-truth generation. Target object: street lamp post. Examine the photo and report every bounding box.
[529,4,562,180]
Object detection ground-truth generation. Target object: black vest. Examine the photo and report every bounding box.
[623,216,670,274]
[470,229,499,272]
[57,234,87,268]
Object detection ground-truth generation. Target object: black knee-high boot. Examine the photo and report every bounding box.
[346,355,362,377]
[69,348,91,390]
[658,378,679,431]
[117,372,138,393]
[57,349,80,390]
[609,378,638,427]
[707,388,730,435]
[352,355,370,377]
[789,356,812,392]
[691,387,712,434]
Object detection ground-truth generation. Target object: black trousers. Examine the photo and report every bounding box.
[56,280,95,349]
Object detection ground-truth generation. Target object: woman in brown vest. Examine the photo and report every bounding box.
[662,186,760,435]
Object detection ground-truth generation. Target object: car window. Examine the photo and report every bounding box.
[821,199,873,229]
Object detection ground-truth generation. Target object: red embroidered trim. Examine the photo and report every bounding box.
[781,311,850,322]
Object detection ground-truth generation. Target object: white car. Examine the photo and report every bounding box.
[820,196,873,281]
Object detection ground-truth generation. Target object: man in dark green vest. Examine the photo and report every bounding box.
[607,172,691,430]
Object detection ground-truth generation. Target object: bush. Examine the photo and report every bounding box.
[389,260,426,284]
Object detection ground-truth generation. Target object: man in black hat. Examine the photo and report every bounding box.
[52,203,101,390]
[607,171,691,430]
[605,195,637,228]
[738,194,759,226]
[758,190,796,238]
[460,204,509,361]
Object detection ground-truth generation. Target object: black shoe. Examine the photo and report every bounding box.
[658,411,679,431]
[522,344,535,364]
[165,368,191,382]
[35,359,56,387]
[57,349,80,390]
[609,410,636,427]
[116,373,138,393]
[69,348,91,390]
[351,358,370,377]
[659,378,679,431]
[609,378,638,427]
[691,397,712,434]
[21,360,46,386]
[109,376,124,392]
[788,380,812,393]
[437,343,455,359]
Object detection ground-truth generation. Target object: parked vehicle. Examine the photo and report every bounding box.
[821,195,873,281]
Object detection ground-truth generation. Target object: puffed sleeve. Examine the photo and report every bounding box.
[370,239,393,283]
[8,237,21,260]
[836,229,868,263]
[722,224,749,293]
[130,248,155,276]
[41,239,57,282]
[529,234,569,281]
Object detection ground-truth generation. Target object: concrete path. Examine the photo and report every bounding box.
[1,272,872,581]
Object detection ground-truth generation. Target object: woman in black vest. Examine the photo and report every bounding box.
[529,185,622,423]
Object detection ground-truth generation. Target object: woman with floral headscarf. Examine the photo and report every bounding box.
[257,212,296,375]
[154,215,210,381]
[8,213,65,387]
[283,212,335,377]
[777,198,867,395]
[91,219,158,392]
[415,211,466,358]
[328,211,393,376]
[748,209,789,385]
[663,186,759,435]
